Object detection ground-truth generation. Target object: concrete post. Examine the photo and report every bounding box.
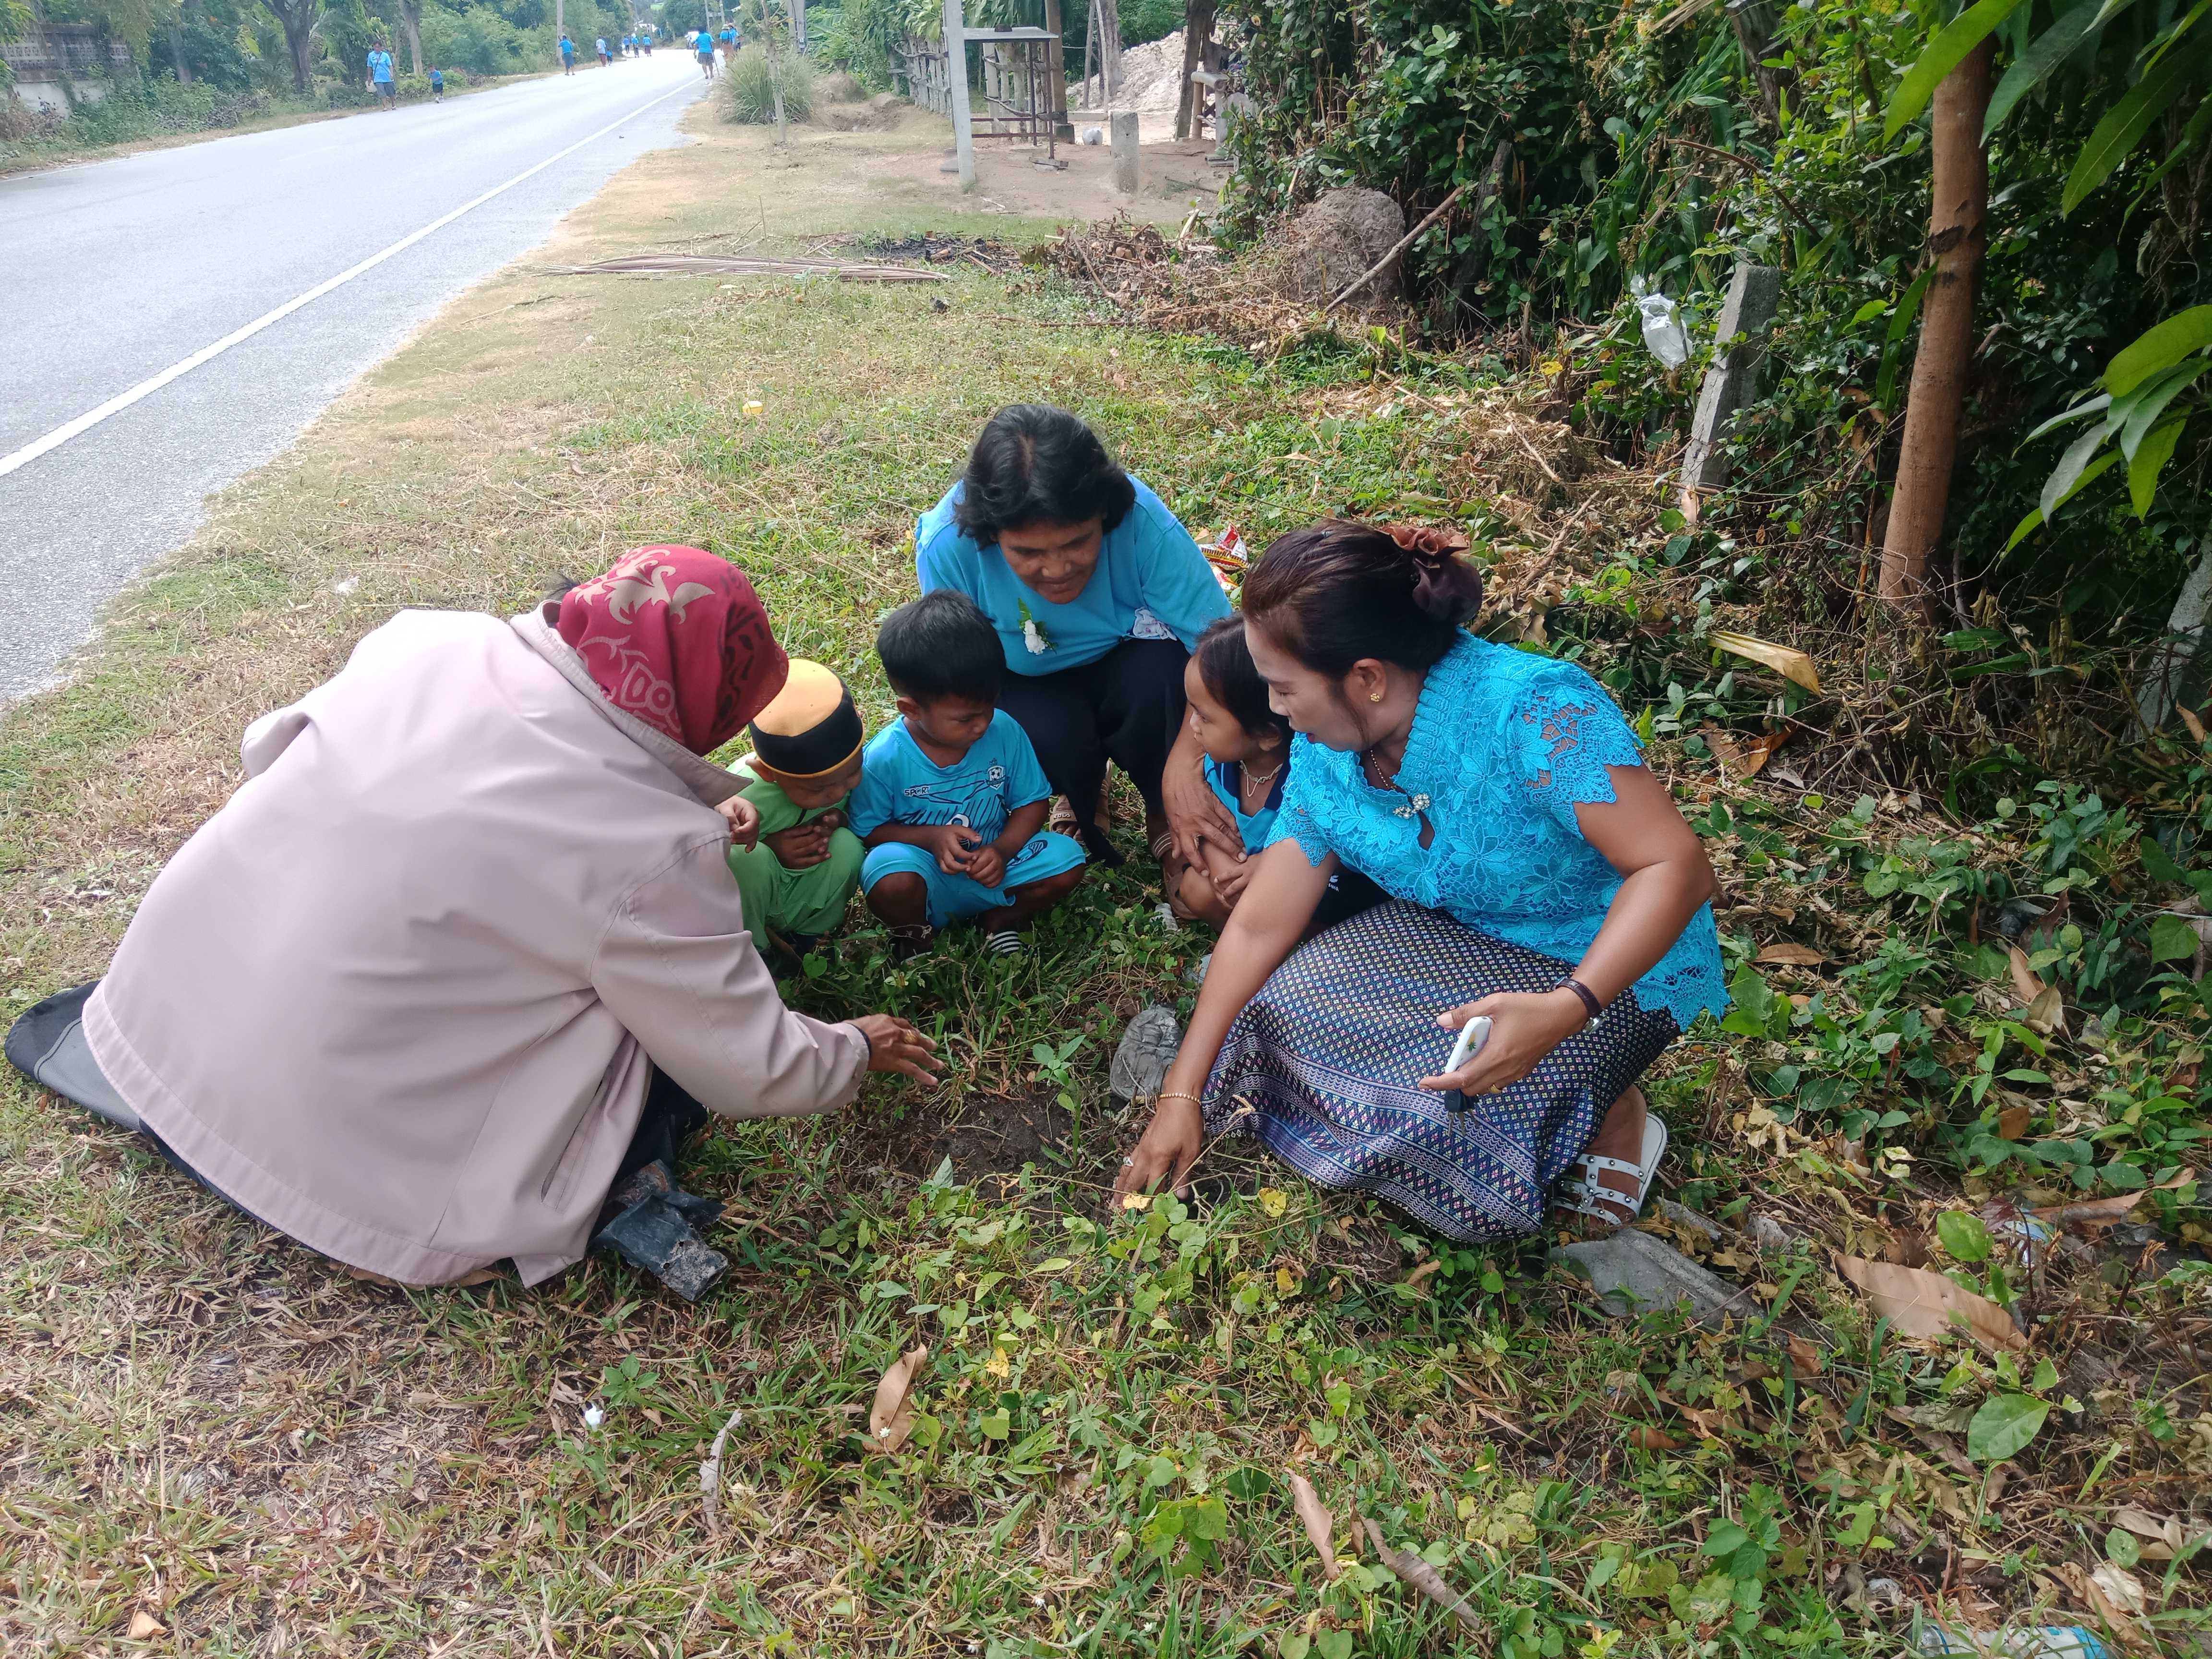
[1680,261,1783,493]
[1110,109,1139,194]
[942,0,975,191]
[2131,550,2212,738]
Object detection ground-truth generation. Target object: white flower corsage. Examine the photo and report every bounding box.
[1018,600,1052,655]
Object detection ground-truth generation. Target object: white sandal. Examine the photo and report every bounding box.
[1558,1113,1668,1226]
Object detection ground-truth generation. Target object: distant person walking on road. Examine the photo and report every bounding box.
[366,44,396,108]
[642,27,653,53]
[596,35,610,65]
[695,29,716,77]
[718,23,737,61]
[429,65,444,101]
[560,33,576,72]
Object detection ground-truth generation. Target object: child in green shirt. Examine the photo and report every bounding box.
[728,660,867,966]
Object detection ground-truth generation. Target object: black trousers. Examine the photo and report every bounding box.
[994,637,1190,865]
[618,1067,711,1181]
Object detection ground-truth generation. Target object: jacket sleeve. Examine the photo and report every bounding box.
[590,836,869,1119]
[240,706,312,778]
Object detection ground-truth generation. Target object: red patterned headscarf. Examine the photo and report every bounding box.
[556,546,788,755]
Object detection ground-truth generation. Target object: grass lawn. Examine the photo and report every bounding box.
[4,98,2210,1659]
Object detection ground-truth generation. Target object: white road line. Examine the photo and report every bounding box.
[0,78,695,481]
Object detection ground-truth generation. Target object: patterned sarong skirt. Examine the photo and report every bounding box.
[1201,900,1680,1241]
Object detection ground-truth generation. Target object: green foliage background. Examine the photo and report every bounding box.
[1213,0,2212,644]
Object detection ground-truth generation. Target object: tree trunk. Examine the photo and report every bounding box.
[1174,0,1215,140]
[400,0,421,75]
[1877,38,1993,612]
[264,0,321,94]
[169,22,193,82]
[1724,0,1792,132]
[765,30,788,144]
[1436,136,1514,333]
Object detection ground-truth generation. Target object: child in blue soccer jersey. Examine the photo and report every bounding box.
[852,591,1088,959]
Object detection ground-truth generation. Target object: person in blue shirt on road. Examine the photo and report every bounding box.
[560,33,576,72]
[595,35,610,64]
[916,405,1231,883]
[694,28,717,76]
[366,44,396,108]
[718,24,738,61]
[429,65,444,101]
[850,591,1087,961]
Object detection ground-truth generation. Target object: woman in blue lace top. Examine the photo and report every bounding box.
[1115,523,1726,1240]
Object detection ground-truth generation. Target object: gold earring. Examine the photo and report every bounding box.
[1370,691,1383,702]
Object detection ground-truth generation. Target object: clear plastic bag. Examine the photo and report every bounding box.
[1632,276,1690,369]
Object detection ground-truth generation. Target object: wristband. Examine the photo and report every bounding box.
[1560,977,1605,1025]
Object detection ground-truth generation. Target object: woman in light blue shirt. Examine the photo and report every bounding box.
[916,405,1231,866]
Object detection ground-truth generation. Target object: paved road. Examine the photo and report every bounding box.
[0,52,709,704]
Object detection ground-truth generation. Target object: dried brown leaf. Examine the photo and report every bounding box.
[1626,1425,1683,1450]
[1833,1254,2025,1350]
[128,1611,167,1640]
[2034,1169,2194,1229]
[1741,731,1789,776]
[1710,630,1822,694]
[699,1405,744,1539]
[1996,1105,2032,1140]
[1883,1229,1932,1268]
[2088,1560,2148,1618]
[2022,984,2068,1036]
[1287,1470,1338,1579]
[1702,722,1745,775]
[1756,943,1826,966]
[2007,944,2046,1004]
[1785,1333,1825,1378]
[1360,1517,1484,1633]
[867,1344,930,1455]
[2111,1507,2181,1549]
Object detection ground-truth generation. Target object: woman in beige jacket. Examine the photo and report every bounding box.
[6,546,937,1289]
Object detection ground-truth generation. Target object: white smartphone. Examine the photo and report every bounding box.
[1444,1014,1493,1075]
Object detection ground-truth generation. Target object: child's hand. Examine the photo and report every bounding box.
[965,842,1007,889]
[765,821,833,869]
[717,795,762,851]
[927,824,979,875]
[1201,838,1251,901]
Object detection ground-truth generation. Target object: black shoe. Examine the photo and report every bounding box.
[593,1159,728,1300]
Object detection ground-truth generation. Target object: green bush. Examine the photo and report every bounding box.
[420,5,546,77]
[719,42,815,123]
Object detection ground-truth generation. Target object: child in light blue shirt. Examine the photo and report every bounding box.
[1169,614,1383,934]
[851,591,1086,959]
